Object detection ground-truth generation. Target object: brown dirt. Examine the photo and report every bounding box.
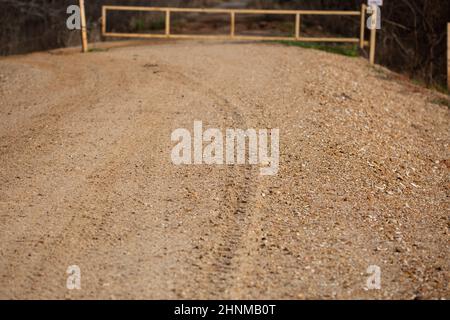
[0,41,448,299]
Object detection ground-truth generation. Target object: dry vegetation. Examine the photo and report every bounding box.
[270,0,449,90]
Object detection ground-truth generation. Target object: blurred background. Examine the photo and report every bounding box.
[0,0,448,90]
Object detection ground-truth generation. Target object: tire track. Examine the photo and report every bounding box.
[157,67,263,297]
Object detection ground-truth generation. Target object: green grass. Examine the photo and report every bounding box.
[134,19,146,31]
[273,40,359,57]
[411,77,449,95]
[131,19,166,32]
[431,97,450,108]
[133,18,165,31]
[148,19,165,31]
[88,47,109,53]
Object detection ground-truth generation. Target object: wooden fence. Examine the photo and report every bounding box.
[81,4,379,65]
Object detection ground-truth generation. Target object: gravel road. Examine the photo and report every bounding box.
[0,41,448,299]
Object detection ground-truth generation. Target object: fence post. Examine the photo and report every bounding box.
[360,4,366,49]
[369,5,377,65]
[102,6,106,36]
[166,10,171,37]
[231,12,235,38]
[79,0,88,52]
[447,23,450,90]
[295,13,301,40]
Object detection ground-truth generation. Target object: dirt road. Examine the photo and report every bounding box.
[0,41,448,299]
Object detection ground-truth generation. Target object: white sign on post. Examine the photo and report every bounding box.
[367,3,382,30]
[368,0,383,5]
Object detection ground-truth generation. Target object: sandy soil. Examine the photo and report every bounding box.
[0,41,448,299]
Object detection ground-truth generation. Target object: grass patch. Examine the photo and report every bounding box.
[431,97,450,108]
[273,40,359,57]
[411,77,449,95]
[133,18,165,31]
[148,19,166,31]
[88,47,109,53]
